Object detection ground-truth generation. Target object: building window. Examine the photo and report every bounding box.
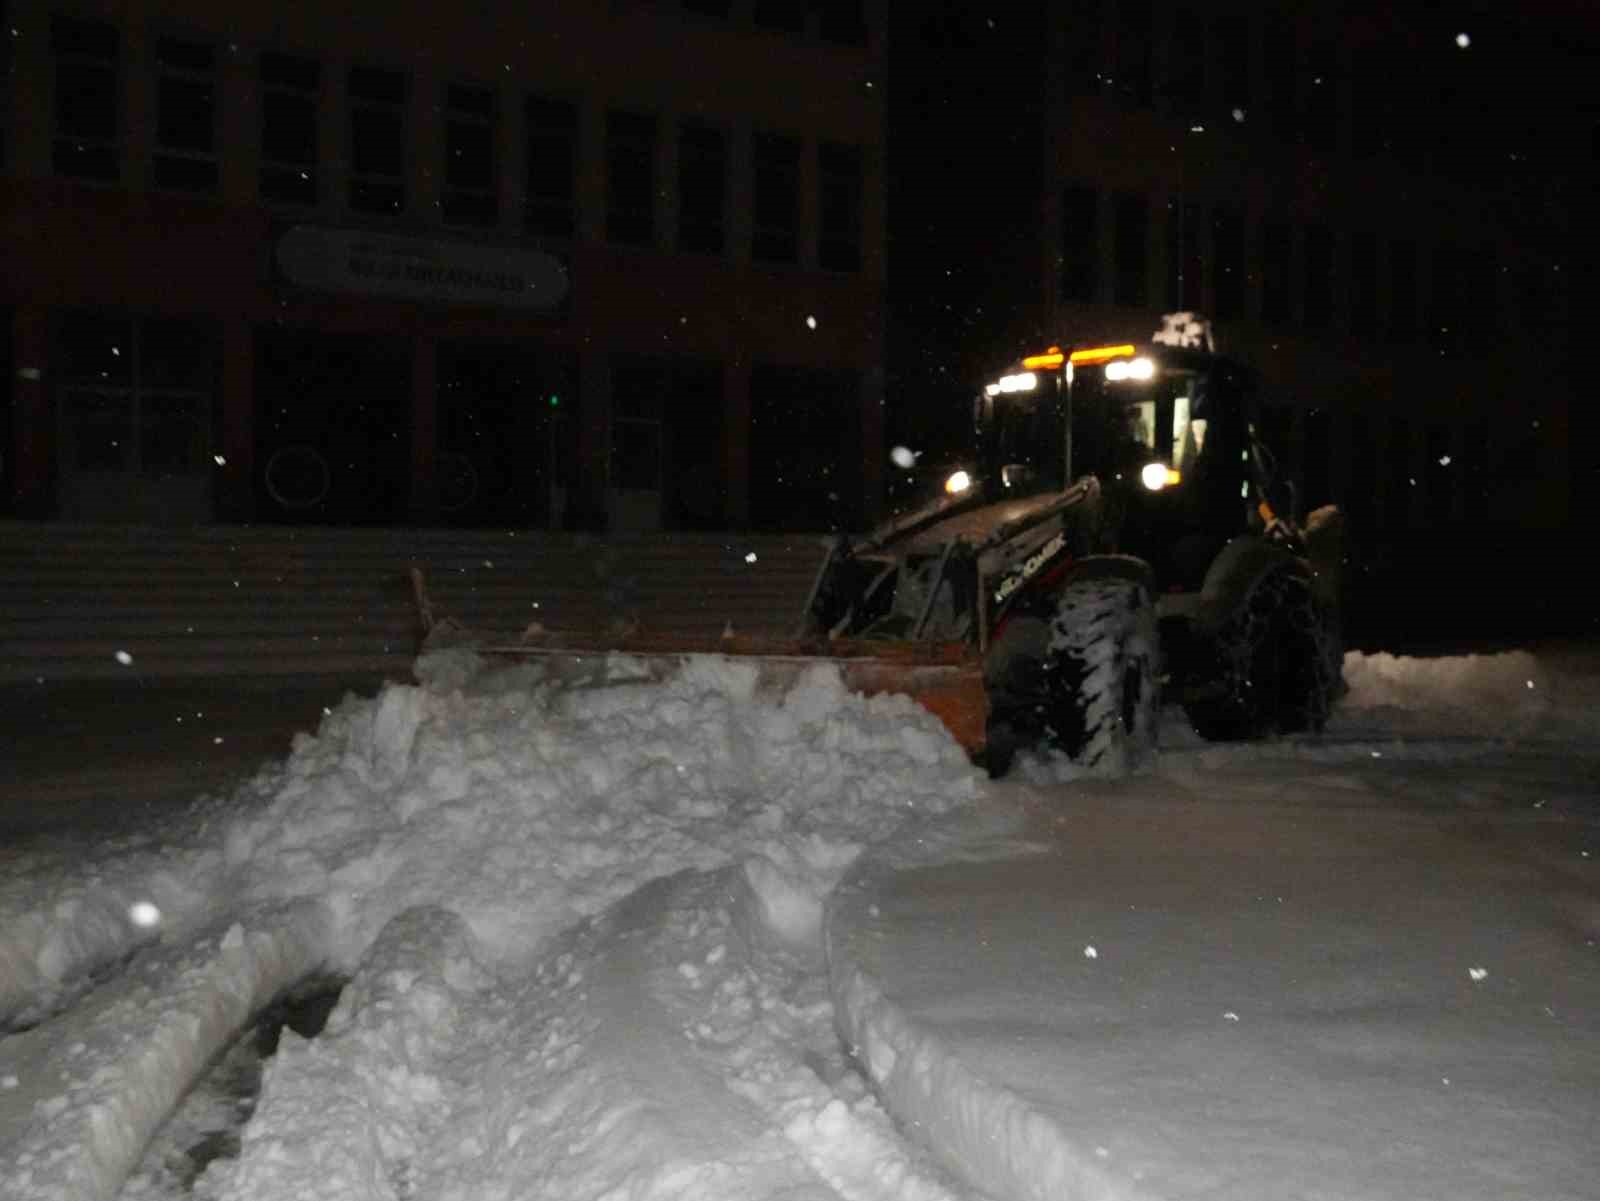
[752,131,801,264]
[1062,0,1102,97]
[1264,17,1296,142]
[442,82,498,227]
[611,355,726,530]
[1303,39,1337,153]
[152,37,218,192]
[817,0,867,45]
[1428,242,1465,351]
[1167,7,1206,115]
[525,95,577,239]
[818,142,863,272]
[682,0,733,18]
[1261,219,1291,327]
[750,364,862,532]
[57,313,218,484]
[1061,185,1098,304]
[1347,413,1377,537]
[1115,0,1153,106]
[1164,198,1202,311]
[1385,416,1412,531]
[1349,230,1377,336]
[1112,192,1147,306]
[1388,238,1417,342]
[606,109,657,247]
[1215,14,1250,115]
[348,65,406,214]
[1350,48,1383,159]
[753,1,806,34]
[678,120,726,255]
[1211,206,1243,320]
[51,16,120,181]
[1303,224,1334,329]
[260,52,320,206]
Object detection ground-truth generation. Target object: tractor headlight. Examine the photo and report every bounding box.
[1140,462,1181,491]
[944,470,973,496]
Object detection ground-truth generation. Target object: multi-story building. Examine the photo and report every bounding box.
[0,0,886,531]
[1029,2,1580,546]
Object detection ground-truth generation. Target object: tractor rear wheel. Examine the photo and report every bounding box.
[1185,565,1338,741]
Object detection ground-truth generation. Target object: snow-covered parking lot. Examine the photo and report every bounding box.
[2,643,1597,1201]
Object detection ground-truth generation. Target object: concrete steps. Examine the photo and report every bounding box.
[0,523,829,683]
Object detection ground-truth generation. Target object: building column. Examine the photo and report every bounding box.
[860,364,885,526]
[11,306,53,519]
[410,335,439,525]
[218,319,255,521]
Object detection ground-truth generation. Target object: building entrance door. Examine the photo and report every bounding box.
[55,314,217,524]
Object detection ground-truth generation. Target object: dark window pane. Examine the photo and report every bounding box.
[753,131,800,263]
[1116,0,1152,106]
[1265,18,1296,141]
[261,51,319,92]
[1212,206,1243,319]
[1168,7,1205,112]
[59,313,133,384]
[1063,0,1102,97]
[1303,224,1333,329]
[56,59,118,140]
[818,141,862,271]
[143,318,219,389]
[262,91,316,164]
[157,37,212,73]
[1165,198,1202,310]
[750,365,862,532]
[153,154,217,191]
[1389,239,1417,341]
[1113,192,1146,306]
[261,55,319,205]
[351,106,403,175]
[51,16,117,60]
[526,95,578,238]
[683,0,732,17]
[1216,15,1249,110]
[1261,220,1291,326]
[444,85,497,227]
[157,75,214,154]
[1349,231,1377,335]
[65,392,133,470]
[679,122,726,254]
[349,65,405,105]
[140,394,207,474]
[818,0,867,45]
[607,110,656,246]
[612,422,662,490]
[754,0,805,33]
[1304,39,1337,152]
[1061,185,1098,304]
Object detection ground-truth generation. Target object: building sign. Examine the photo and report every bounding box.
[275,225,569,311]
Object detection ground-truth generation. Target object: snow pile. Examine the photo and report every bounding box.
[1337,647,1600,743]
[220,651,979,973]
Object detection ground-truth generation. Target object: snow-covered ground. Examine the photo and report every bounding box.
[1,643,1596,1201]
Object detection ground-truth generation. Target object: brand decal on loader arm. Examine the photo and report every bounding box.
[993,532,1067,605]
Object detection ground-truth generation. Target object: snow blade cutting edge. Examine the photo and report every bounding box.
[409,568,989,755]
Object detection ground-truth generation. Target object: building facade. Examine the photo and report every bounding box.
[1027,0,1579,548]
[0,0,886,531]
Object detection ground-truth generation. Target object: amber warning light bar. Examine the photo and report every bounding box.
[1021,344,1137,370]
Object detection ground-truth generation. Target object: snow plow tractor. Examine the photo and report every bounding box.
[797,314,1344,776]
[418,314,1341,777]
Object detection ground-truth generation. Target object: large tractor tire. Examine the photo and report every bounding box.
[1043,578,1160,773]
[1185,564,1340,741]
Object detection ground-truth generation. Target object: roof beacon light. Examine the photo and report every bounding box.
[1022,347,1065,369]
[1068,343,1137,366]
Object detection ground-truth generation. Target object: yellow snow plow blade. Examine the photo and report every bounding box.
[484,630,988,756]
[409,567,989,755]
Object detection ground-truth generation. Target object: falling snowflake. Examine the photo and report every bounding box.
[1083,945,1098,960]
[1468,967,1489,982]
[114,650,133,666]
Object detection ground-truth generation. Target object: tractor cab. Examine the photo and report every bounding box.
[977,317,1272,593]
